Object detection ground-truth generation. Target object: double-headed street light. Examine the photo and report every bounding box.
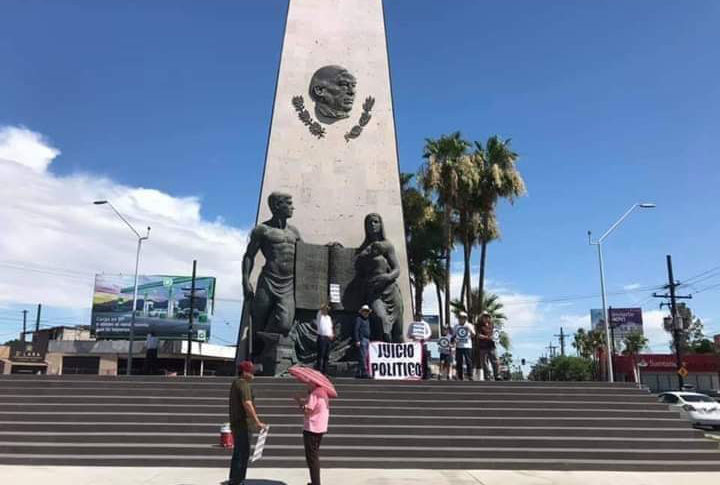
[94,200,151,375]
[588,202,655,383]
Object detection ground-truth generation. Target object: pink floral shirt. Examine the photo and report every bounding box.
[304,387,330,433]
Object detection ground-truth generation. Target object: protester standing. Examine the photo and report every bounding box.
[314,304,335,375]
[407,313,432,379]
[294,382,331,485]
[451,311,475,380]
[144,332,158,375]
[353,305,371,378]
[476,312,500,380]
[226,361,266,485]
[437,331,453,380]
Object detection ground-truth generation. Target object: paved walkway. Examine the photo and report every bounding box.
[2,466,720,485]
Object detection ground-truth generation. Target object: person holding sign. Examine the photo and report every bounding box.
[407,313,431,379]
[314,303,335,375]
[294,380,331,485]
[476,312,500,380]
[451,311,476,380]
[226,361,266,485]
[437,332,453,380]
[354,305,372,378]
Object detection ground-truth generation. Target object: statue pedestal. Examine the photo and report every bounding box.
[255,332,296,376]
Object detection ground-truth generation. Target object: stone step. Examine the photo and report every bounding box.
[0,387,657,401]
[0,403,679,418]
[1,433,715,449]
[1,441,718,460]
[0,412,690,428]
[2,454,720,471]
[0,422,702,438]
[0,394,667,410]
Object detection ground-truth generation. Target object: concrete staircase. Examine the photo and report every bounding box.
[1,375,719,471]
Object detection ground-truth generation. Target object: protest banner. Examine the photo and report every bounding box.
[368,341,423,380]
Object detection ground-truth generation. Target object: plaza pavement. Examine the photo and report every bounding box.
[2,466,720,485]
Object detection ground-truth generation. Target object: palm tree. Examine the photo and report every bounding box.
[622,331,648,383]
[420,132,471,328]
[401,173,443,315]
[471,136,526,312]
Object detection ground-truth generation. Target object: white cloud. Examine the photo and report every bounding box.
[0,126,60,173]
[0,125,249,309]
[623,283,642,291]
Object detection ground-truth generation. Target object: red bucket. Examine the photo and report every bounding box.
[220,423,233,449]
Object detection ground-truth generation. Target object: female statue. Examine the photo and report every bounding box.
[354,213,404,342]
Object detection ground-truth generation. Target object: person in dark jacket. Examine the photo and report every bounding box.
[353,305,371,378]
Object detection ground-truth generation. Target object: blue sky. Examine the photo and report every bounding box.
[1,0,719,363]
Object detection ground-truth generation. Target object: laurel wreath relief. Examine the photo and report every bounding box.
[291,96,326,138]
[291,95,375,142]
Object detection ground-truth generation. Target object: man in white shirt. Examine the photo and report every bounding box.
[451,311,476,381]
[314,304,335,374]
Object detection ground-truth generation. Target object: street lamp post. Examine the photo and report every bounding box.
[94,200,151,375]
[588,202,655,383]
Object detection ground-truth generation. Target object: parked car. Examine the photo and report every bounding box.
[657,392,720,429]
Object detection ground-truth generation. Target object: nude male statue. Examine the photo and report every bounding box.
[242,192,301,337]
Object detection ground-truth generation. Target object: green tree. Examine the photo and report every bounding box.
[471,136,526,312]
[667,303,709,353]
[622,331,648,382]
[401,173,443,315]
[529,356,593,381]
[420,132,471,329]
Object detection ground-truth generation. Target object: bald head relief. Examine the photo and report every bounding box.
[308,65,357,120]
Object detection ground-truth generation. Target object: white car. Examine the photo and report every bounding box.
[658,392,720,429]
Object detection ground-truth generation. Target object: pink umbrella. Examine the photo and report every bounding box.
[288,366,338,398]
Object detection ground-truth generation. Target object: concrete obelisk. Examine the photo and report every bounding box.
[245,0,412,363]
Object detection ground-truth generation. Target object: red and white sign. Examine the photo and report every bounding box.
[368,342,422,380]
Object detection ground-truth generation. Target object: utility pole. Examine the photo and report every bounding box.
[546,342,558,359]
[21,310,28,344]
[184,260,197,377]
[653,255,692,391]
[554,327,566,356]
[35,304,42,334]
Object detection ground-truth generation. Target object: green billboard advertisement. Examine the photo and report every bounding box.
[91,274,216,341]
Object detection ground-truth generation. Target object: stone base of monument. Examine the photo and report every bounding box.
[254,332,296,376]
[253,311,365,377]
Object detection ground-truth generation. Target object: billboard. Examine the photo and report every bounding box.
[91,274,216,341]
[591,307,643,351]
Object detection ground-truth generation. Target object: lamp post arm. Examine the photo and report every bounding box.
[598,203,639,243]
[107,202,142,239]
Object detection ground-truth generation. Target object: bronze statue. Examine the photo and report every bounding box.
[242,192,301,337]
[354,213,404,342]
[308,65,356,122]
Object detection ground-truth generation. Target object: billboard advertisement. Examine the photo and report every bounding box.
[91,274,215,341]
[591,307,643,351]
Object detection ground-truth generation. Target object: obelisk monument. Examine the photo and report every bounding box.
[241,0,412,369]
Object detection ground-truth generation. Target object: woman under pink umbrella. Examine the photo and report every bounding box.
[290,366,336,485]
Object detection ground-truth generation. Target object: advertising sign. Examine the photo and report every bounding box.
[591,308,644,350]
[368,342,423,380]
[91,274,215,341]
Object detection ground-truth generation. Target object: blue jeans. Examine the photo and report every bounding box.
[357,339,369,377]
[229,428,251,484]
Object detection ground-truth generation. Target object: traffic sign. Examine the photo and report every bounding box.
[677,367,688,378]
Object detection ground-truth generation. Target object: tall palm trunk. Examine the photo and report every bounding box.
[444,210,452,330]
[463,235,472,318]
[435,280,444,330]
[413,276,424,318]
[478,238,488,314]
